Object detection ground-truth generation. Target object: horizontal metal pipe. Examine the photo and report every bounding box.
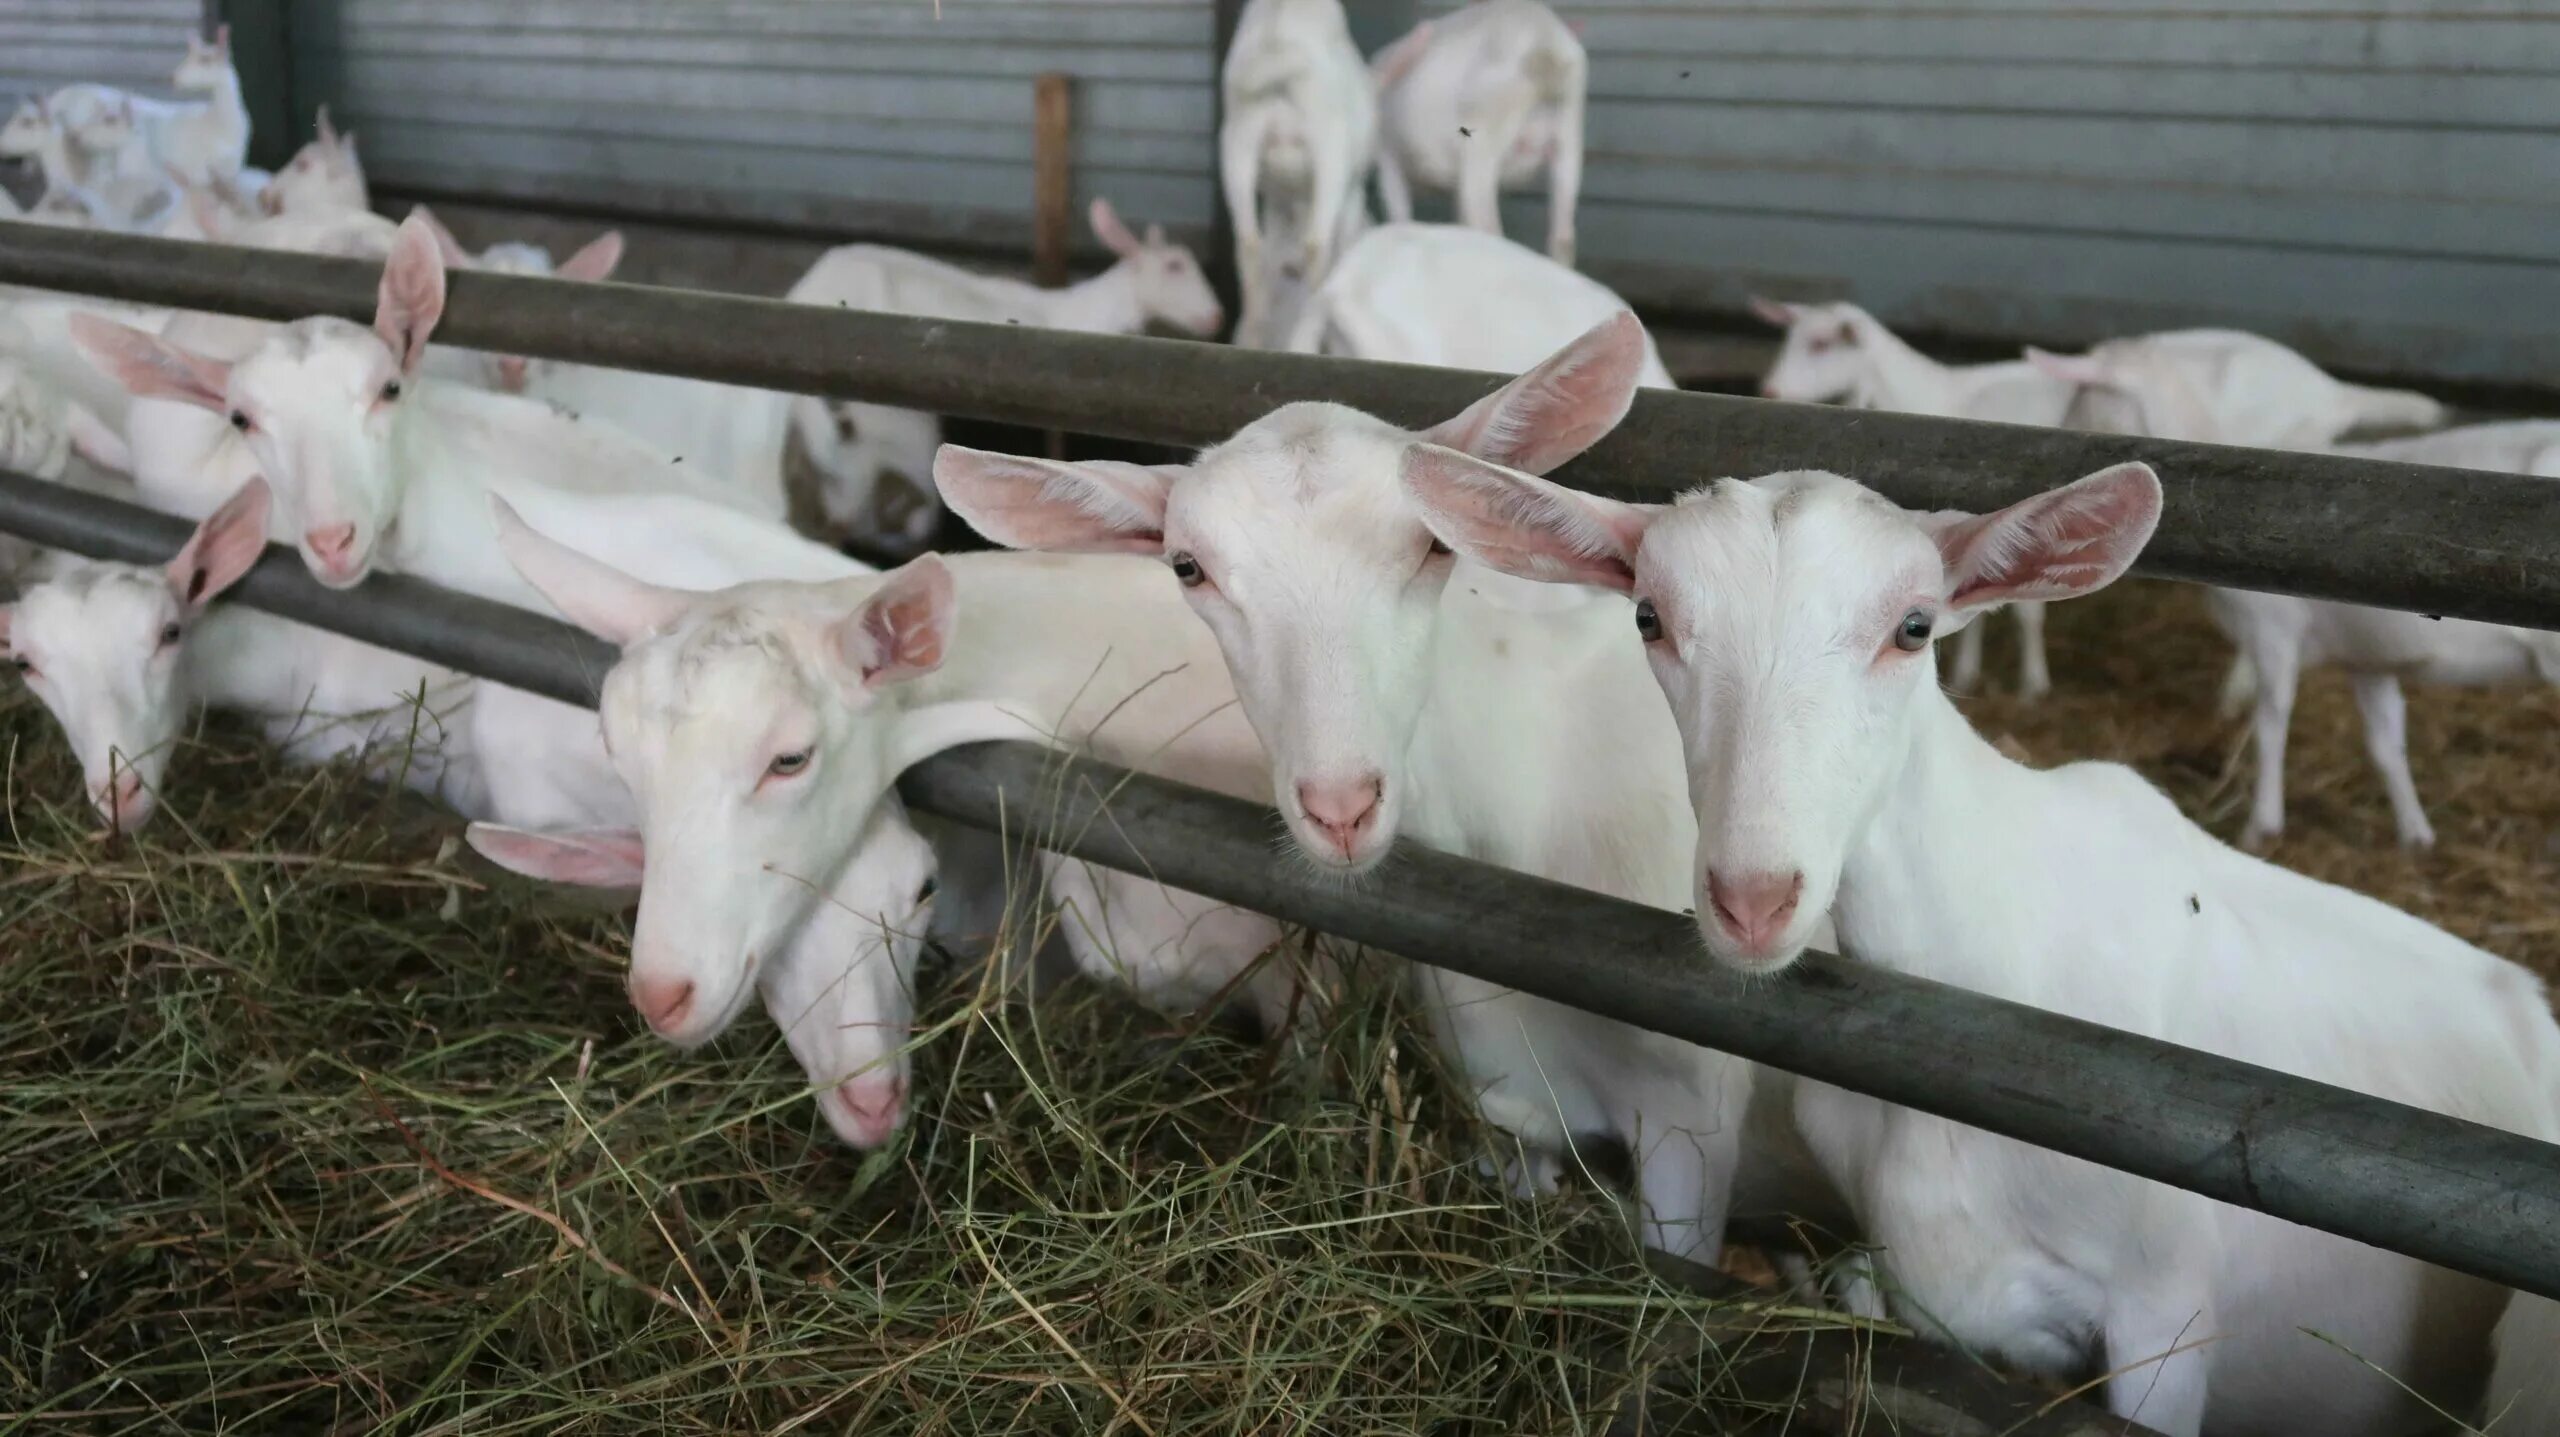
[5,220,2559,630]
[7,470,2559,1305]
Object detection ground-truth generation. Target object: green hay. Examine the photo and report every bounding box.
[0,690,1840,1435]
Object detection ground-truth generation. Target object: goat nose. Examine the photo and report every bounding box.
[95,771,150,833]
[630,974,697,1036]
[306,523,355,561]
[831,1073,909,1148]
[495,357,528,392]
[1296,774,1384,858]
[1707,869,1805,953]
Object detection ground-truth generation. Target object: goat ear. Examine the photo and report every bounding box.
[69,314,230,412]
[214,23,231,53]
[2023,346,2112,389]
[829,556,956,691]
[467,823,645,888]
[555,231,624,283]
[1932,462,2161,612]
[1747,296,1800,329]
[64,401,132,475]
[315,104,338,147]
[1089,197,1141,259]
[488,494,696,646]
[1371,21,1435,88]
[933,445,1175,554]
[377,214,448,375]
[407,205,472,268]
[1423,311,1646,475]
[1401,444,1659,594]
[165,478,271,613]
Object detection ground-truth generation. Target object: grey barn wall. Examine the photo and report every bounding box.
[1,0,206,110]
[1423,0,2560,388]
[287,0,1221,255]
[5,1,2555,387]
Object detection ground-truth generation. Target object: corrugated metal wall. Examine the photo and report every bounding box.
[291,0,1220,251]
[6,1,2554,385]
[0,0,205,109]
[1422,0,2560,386]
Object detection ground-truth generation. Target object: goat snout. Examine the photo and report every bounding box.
[93,771,150,833]
[1706,869,1804,956]
[1296,774,1384,860]
[829,1072,909,1148]
[304,523,360,580]
[630,974,697,1036]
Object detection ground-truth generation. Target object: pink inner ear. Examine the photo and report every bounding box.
[1425,312,1645,475]
[1942,464,2160,607]
[847,559,956,690]
[1400,444,1649,593]
[467,823,645,888]
[375,220,448,374]
[931,448,1171,555]
[556,232,624,283]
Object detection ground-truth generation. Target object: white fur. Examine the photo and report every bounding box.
[1408,458,2560,1436]
[933,318,1835,1260]
[781,203,1221,544]
[1,486,486,833]
[0,357,133,579]
[474,499,1318,1140]
[1754,299,2074,699]
[2048,345,2549,850]
[2488,1293,2560,1432]
[1220,0,1377,347]
[1371,0,1585,264]
[1284,222,1675,391]
[257,110,367,218]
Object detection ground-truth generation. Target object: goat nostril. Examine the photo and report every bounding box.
[306,523,356,561]
[1295,775,1385,850]
[1706,870,1805,947]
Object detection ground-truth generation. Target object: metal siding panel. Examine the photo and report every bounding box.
[0,2,202,102]
[1407,1,2560,384]
[303,0,1216,250]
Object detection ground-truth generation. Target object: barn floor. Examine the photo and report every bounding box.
[3,557,2544,1430]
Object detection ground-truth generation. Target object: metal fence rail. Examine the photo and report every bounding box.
[6,220,2560,630]
[8,470,2560,1310]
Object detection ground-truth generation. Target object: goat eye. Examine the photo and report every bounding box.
[9,656,32,677]
[229,410,251,432]
[916,875,938,904]
[767,749,811,778]
[379,379,402,402]
[1634,598,1662,642]
[1428,536,1451,557]
[158,622,183,647]
[1168,552,1206,588]
[1896,609,1934,652]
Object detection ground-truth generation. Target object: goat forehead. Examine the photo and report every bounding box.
[19,568,168,648]
[1182,407,1419,552]
[1643,473,1927,617]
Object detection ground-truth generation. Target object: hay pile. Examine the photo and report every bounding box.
[0,695,1846,1434]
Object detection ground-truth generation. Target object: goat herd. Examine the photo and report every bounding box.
[5,5,2560,1434]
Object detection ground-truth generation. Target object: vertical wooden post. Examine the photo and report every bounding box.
[1032,73,1074,289]
[1032,72,1075,457]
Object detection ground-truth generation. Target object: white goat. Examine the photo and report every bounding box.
[1,97,92,195]
[2,480,486,832]
[436,225,795,524]
[0,356,134,579]
[2031,345,2559,851]
[1285,222,1675,390]
[465,499,1320,1140]
[1404,454,2560,1436]
[258,108,367,217]
[935,316,1834,1261]
[70,213,779,594]
[782,200,1222,545]
[1370,0,1585,265]
[1220,0,1376,347]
